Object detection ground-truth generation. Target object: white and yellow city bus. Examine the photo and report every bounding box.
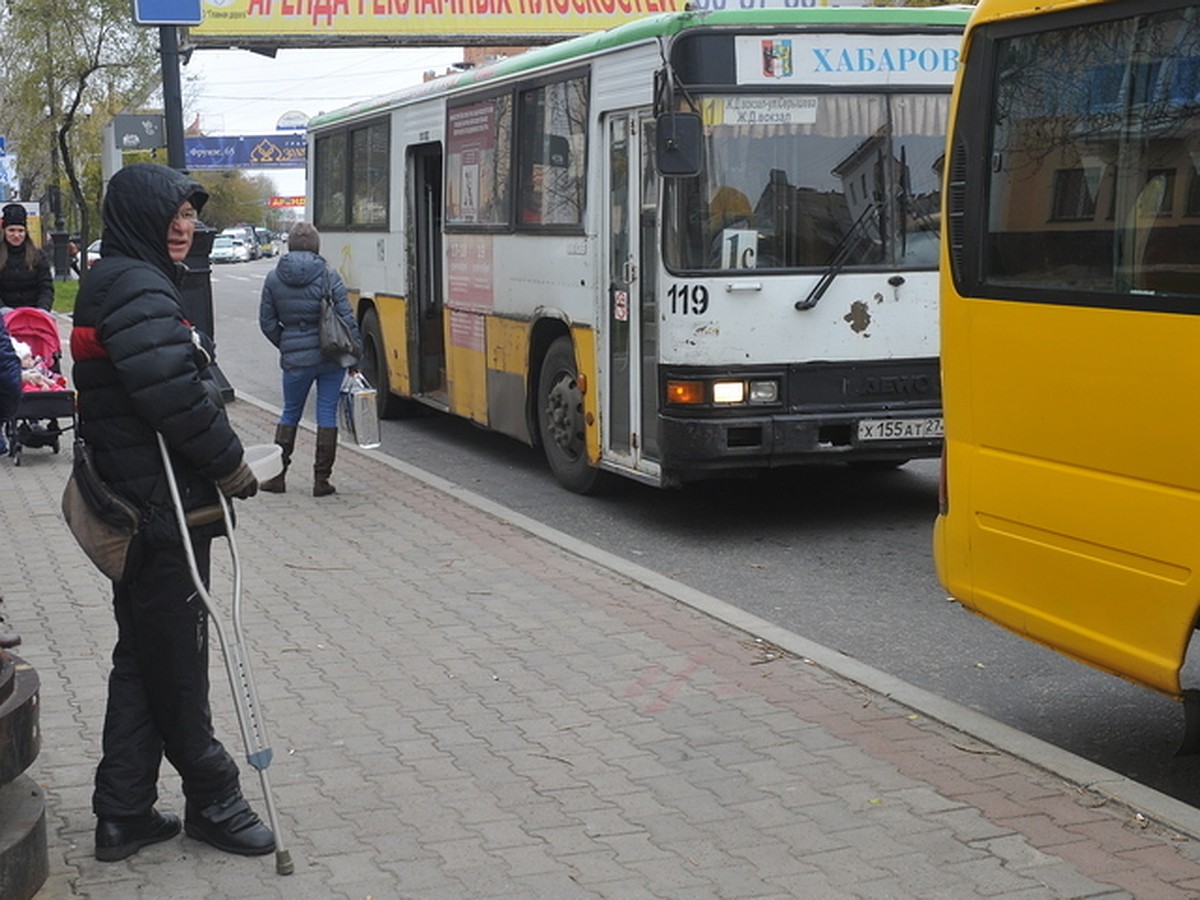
[935,0,1200,706]
[308,6,968,492]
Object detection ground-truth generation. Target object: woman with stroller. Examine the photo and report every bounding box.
[0,203,53,312]
[258,222,360,497]
[71,163,273,863]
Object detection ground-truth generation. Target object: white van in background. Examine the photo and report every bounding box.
[220,225,260,260]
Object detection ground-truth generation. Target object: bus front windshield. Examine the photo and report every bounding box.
[663,92,950,273]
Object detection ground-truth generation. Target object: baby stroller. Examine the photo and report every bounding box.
[3,307,76,465]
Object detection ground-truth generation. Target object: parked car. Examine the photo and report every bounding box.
[210,235,250,263]
[86,239,102,269]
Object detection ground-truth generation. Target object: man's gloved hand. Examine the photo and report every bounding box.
[216,461,258,499]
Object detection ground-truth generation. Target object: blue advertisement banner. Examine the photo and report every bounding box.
[184,134,306,169]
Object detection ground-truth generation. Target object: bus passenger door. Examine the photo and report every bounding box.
[408,143,446,403]
[604,112,660,476]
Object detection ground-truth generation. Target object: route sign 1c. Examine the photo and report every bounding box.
[132,0,202,26]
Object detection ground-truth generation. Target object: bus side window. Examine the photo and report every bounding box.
[517,76,588,228]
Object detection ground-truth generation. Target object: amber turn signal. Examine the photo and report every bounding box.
[666,380,705,405]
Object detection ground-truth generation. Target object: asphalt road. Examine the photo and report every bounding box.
[209,255,1200,808]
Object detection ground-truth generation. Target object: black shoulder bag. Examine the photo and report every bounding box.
[318,271,360,367]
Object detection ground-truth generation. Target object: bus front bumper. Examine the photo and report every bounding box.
[657,409,943,476]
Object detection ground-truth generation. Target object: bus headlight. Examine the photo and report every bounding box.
[712,379,779,404]
[748,380,778,403]
[666,377,781,406]
[712,381,746,404]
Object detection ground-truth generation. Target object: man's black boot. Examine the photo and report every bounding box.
[95,810,181,861]
[185,796,275,856]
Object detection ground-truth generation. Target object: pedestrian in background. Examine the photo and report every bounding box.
[71,162,273,863]
[258,222,360,497]
[0,203,53,311]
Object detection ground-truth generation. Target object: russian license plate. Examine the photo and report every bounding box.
[857,417,944,442]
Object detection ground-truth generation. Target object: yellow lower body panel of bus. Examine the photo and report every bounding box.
[441,310,599,462]
[936,303,1200,700]
[572,326,600,467]
[374,293,412,399]
[942,449,1198,698]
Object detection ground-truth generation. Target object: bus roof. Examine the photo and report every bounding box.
[963,0,1099,23]
[309,5,973,130]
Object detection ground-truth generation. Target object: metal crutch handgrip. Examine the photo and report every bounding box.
[156,434,294,876]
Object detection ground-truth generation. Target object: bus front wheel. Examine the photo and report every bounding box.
[538,336,603,494]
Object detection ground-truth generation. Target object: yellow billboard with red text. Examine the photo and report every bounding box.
[193,0,682,45]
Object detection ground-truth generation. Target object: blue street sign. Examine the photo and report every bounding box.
[0,136,6,156]
[132,0,202,26]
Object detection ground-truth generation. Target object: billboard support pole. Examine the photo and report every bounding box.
[154,21,233,399]
[160,25,186,170]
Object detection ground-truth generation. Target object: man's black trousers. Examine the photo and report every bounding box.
[93,538,242,818]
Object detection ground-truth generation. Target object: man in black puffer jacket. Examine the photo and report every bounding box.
[71,163,274,863]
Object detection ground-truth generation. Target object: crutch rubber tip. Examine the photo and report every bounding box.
[276,849,294,876]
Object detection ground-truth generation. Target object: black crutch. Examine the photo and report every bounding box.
[156,435,294,876]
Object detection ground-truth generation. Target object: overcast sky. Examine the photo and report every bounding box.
[180,46,465,198]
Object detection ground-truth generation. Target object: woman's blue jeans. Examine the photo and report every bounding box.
[279,363,344,428]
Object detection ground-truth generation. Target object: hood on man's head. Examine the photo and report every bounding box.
[2,204,27,228]
[100,163,208,276]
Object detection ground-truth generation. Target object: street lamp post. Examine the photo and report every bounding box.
[43,38,70,282]
[43,111,71,281]
[47,123,70,282]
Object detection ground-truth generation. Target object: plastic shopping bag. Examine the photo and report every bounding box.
[338,371,382,450]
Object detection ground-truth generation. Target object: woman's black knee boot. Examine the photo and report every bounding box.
[260,424,296,493]
[313,426,338,497]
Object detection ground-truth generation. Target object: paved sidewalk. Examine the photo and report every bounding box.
[5,396,1200,899]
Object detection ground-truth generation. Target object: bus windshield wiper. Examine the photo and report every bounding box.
[795,201,881,311]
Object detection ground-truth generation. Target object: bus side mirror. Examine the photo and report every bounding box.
[546,134,570,168]
[531,134,570,168]
[656,112,702,177]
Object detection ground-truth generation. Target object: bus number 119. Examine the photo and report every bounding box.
[667,283,710,316]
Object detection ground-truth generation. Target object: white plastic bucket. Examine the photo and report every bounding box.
[244,444,283,482]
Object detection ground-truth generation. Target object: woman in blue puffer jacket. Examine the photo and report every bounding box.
[258,222,360,496]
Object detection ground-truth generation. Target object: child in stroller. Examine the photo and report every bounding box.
[2,306,76,464]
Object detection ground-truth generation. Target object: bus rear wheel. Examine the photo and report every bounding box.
[361,308,416,420]
[538,336,603,494]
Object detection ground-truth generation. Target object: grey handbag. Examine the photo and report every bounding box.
[61,439,142,582]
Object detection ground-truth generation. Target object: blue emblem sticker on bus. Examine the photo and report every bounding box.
[762,40,794,79]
